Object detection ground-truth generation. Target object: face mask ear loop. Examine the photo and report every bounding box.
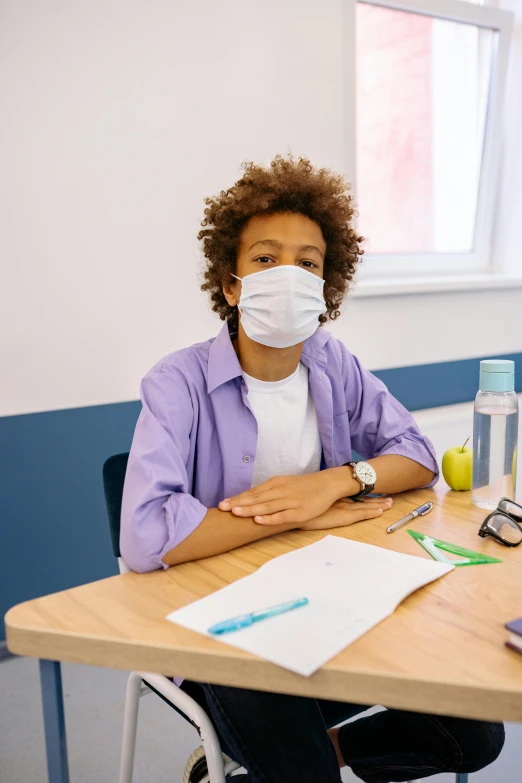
[230,273,242,281]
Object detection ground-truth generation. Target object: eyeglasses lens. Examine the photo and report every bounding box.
[486,513,522,545]
[498,498,522,524]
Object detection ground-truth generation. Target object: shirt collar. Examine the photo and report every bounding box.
[302,327,330,368]
[207,323,243,393]
[207,322,332,392]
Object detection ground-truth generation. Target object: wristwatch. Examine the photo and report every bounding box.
[344,461,377,501]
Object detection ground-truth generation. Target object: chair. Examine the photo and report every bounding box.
[102,453,240,783]
[103,453,468,783]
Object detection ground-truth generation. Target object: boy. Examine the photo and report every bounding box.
[121,156,503,782]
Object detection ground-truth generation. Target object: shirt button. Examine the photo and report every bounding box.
[243,455,251,463]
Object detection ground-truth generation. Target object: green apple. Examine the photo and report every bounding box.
[442,437,473,491]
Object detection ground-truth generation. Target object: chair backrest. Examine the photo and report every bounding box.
[102,452,130,560]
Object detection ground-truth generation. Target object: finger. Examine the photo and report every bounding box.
[340,497,392,510]
[219,487,281,511]
[231,499,295,518]
[367,499,393,509]
[253,510,293,526]
[346,507,384,523]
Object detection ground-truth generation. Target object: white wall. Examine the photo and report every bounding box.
[495,0,522,277]
[1,0,521,417]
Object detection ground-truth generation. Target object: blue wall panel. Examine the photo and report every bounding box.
[373,352,522,411]
[1,401,141,641]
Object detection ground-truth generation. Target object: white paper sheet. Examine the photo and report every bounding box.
[167,535,453,676]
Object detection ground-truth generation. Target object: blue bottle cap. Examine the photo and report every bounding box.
[479,359,515,393]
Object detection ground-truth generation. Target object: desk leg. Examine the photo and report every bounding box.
[39,660,70,783]
[456,775,468,783]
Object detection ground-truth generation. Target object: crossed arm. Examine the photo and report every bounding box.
[162,455,434,566]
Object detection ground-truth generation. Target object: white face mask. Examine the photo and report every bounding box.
[232,265,327,348]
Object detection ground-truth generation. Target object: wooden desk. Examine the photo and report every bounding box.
[5,486,522,782]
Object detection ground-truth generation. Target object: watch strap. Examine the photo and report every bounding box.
[348,487,368,502]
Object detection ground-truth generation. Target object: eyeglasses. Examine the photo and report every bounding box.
[478,497,522,547]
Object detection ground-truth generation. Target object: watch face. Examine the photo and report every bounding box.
[356,462,376,486]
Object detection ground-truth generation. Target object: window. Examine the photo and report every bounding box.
[351,0,513,280]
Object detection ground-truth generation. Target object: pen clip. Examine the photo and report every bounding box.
[419,502,433,516]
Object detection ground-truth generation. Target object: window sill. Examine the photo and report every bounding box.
[352,273,522,299]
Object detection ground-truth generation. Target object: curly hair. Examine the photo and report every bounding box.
[198,155,364,330]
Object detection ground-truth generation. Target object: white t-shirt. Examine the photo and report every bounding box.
[243,363,322,487]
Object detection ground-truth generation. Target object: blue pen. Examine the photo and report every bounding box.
[208,597,309,635]
[386,501,433,533]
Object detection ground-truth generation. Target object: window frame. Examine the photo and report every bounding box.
[348,0,514,282]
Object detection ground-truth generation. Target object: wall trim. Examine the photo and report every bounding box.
[373,351,522,411]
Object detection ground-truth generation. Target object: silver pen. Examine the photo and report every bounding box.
[386,501,433,533]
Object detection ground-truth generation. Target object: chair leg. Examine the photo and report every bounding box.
[199,714,230,783]
[137,672,230,783]
[119,672,143,783]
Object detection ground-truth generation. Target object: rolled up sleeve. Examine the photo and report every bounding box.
[120,371,208,573]
[343,349,439,487]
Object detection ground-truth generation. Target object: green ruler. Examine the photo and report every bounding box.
[407,529,502,566]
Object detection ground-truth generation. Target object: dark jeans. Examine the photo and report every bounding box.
[182,682,504,783]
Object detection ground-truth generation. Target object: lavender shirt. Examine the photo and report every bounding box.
[121,324,438,573]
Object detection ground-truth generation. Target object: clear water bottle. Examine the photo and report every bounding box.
[472,360,518,509]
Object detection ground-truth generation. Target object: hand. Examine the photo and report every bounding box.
[219,469,360,526]
[301,497,393,531]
